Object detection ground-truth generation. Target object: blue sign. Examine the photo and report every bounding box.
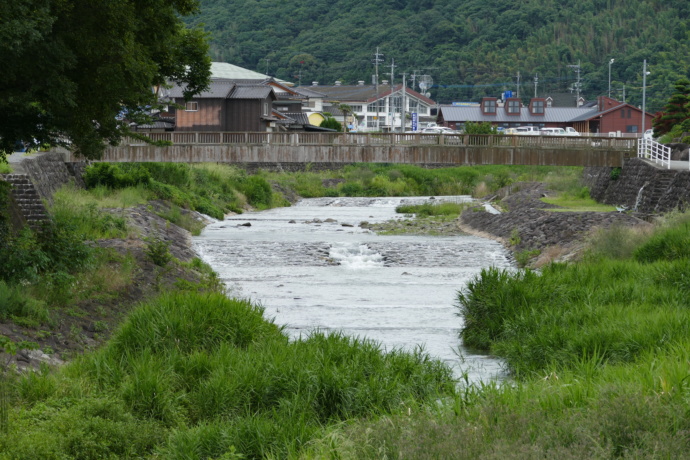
[503,90,513,100]
[411,112,418,131]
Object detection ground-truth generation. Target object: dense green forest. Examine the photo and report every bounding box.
[183,0,689,112]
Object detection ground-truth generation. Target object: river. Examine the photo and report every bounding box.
[193,196,513,383]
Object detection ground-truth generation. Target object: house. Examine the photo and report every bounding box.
[165,79,279,132]
[296,81,437,132]
[437,96,653,135]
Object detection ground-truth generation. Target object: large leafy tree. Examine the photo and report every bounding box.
[0,0,211,160]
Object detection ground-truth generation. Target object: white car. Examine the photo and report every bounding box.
[564,127,581,136]
[643,129,654,140]
[422,127,456,134]
[540,127,567,136]
[514,126,541,135]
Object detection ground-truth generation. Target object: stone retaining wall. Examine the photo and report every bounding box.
[459,182,650,257]
[584,157,690,214]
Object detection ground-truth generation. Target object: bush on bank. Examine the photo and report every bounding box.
[0,291,455,459]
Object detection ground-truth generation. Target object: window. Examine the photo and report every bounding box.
[483,99,496,114]
[185,101,198,111]
[263,103,268,116]
[368,100,385,112]
[626,125,639,133]
[531,100,544,114]
[418,105,428,115]
[350,105,362,113]
[507,99,520,114]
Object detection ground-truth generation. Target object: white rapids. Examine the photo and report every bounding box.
[193,196,514,383]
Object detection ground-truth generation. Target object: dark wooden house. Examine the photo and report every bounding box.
[167,79,278,132]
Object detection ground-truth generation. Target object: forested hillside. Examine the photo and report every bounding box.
[184,0,689,110]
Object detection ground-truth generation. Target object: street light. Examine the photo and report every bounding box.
[608,58,615,98]
[641,59,650,137]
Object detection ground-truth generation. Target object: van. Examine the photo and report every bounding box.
[540,127,566,136]
[515,126,540,135]
[564,127,580,136]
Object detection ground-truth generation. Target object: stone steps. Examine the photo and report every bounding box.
[1,174,49,229]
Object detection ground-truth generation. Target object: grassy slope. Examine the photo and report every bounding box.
[306,214,690,458]
[4,163,672,458]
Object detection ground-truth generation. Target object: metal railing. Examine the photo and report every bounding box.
[638,138,672,169]
[121,132,638,151]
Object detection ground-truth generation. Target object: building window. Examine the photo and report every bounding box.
[368,100,385,112]
[418,105,428,115]
[507,99,520,114]
[483,99,496,114]
[263,103,268,116]
[350,105,362,113]
[626,125,639,133]
[185,101,198,111]
[531,100,544,114]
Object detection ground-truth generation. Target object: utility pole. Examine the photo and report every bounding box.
[400,72,407,133]
[388,59,396,131]
[533,73,538,98]
[516,71,521,99]
[568,60,581,106]
[373,47,384,131]
[642,59,649,136]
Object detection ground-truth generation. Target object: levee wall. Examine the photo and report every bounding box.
[95,144,629,167]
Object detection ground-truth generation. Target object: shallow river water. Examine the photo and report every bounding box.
[193,196,513,383]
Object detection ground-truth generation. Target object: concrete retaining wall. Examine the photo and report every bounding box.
[93,144,629,167]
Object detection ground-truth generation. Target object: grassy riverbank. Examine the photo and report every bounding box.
[301,212,690,458]
[4,162,685,458]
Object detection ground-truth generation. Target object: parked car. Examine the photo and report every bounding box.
[540,127,567,136]
[504,128,518,135]
[564,127,581,136]
[515,126,541,135]
[422,127,456,134]
[643,129,654,140]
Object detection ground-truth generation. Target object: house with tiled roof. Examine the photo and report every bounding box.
[437,96,653,135]
[164,79,279,132]
[298,80,437,132]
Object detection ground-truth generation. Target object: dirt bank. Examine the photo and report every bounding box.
[1,202,215,371]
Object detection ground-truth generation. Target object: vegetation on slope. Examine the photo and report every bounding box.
[186,0,689,110]
[304,212,690,458]
[0,291,454,459]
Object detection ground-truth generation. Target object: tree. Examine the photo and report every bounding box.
[463,122,500,135]
[0,0,211,161]
[652,78,690,137]
[320,116,342,131]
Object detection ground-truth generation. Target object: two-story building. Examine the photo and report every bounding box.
[437,96,653,135]
[296,81,437,132]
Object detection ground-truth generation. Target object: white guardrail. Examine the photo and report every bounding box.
[637,138,672,169]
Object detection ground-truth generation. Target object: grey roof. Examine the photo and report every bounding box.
[305,84,436,106]
[285,113,310,125]
[167,80,235,99]
[229,85,274,99]
[294,86,327,98]
[438,106,599,124]
[211,62,293,86]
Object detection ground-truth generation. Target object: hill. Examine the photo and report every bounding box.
[183,0,689,111]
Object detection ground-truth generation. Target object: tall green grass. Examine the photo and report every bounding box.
[1,291,455,459]
[298,211,690,459]
[265,164,584,199]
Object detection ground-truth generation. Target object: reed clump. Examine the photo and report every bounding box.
[1,291,454,458]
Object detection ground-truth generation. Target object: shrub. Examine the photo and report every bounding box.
[239,176,272,208]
